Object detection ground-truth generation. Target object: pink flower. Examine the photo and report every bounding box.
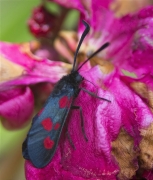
[0,42,69,129]
[25,66,153,179]
[78,6,153,79]
[23,2,153,179]
[52,0,153,80]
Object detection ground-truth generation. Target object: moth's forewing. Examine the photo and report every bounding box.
[22,138,29,160]
[23,82,74,168]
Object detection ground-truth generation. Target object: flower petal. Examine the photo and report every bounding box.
[0,87,34,129]
[143,169,153,180]
[104,7,153,77]
[78,6,153,79]
[0,42,70,90]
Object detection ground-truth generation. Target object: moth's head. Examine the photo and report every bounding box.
[71,71,84,84]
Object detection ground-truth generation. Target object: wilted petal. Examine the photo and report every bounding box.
[104,7,153,77]
[0,87,34,129]
[136,7,153,50]
[110,6,153,77]
[107,70,153,179]
[110,0,153,17]
[54,31,78,63]
[143,169,153,180]
[120,74,153,113]
[0,42,70,90]
[89,67,153,179]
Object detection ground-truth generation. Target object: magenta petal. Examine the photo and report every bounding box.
[143,170,153,180]
[26,147,117,180]
[25,149,62,180]
[51,0,112,35]
[120,74,153,100]
[51,0,85,13]
[78,6,153,78]
[0,87,34,129]
[0,42,68,89]
[105,6,153,77]
[78,2,113,37]
[51,0,112,11]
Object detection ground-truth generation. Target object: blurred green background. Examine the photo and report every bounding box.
[0,0,40,42]
[0,0,79,42]
[0,1,39,180]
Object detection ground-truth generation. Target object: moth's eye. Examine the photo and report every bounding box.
[76,75,83,82]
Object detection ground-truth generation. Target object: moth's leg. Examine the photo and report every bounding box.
[81,87,111,102]
[71,105,88,142]
[65,118,76,149]
[65,130,76,150]
[84,78,97,88]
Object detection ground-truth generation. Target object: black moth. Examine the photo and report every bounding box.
[22,21,110,168]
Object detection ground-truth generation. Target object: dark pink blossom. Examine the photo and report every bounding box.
[28,5,56,37]
[25,66,153,179]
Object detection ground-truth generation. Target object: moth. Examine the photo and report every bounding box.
[22,21,110,168]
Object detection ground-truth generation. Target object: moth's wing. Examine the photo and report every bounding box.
[22,138,29,160]
[22,89,74,168]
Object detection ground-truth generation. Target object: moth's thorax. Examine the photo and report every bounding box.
[60,71,83,86]
[52,71,83,96]
[68,71,84,84]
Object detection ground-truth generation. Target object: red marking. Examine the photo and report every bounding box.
[38,108,44,116]
[54,123,60,130]
[43,137,54,149]
[59,96,69,108]
[41,118,52,131]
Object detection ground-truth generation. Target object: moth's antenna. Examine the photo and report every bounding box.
[77,42,109,71]
[72,20,90,72]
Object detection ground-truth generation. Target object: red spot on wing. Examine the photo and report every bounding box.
[41,118,52,131]
[43,137,54,149]
[59,96,69,108]
[54,123,60,130]
[38,108,44,116]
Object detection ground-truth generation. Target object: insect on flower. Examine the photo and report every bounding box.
[22,21,110,168]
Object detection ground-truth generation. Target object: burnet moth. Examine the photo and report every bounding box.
[22,21,110,168]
